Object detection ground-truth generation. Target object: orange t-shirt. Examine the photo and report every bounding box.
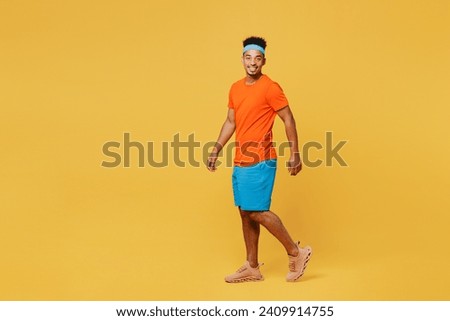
[228,74,289,166]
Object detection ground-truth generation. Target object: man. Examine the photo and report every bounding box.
[207,36,312,283]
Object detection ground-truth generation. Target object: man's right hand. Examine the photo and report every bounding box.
[287,153,302,176]
[207,153,218,172]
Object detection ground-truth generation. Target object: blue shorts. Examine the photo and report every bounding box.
[232,159,277,211]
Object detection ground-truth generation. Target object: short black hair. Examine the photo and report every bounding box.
[243,36,267,50]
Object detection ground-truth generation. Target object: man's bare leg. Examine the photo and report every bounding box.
[242,210,299,257]
[239,208,260,268]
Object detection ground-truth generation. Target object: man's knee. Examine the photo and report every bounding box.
[240,208,267,221]
[239,208,252,218]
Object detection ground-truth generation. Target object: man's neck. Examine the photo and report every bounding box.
[245,73,263,85]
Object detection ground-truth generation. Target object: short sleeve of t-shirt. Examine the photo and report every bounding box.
[266,82,288,111]
[228,86,234,109]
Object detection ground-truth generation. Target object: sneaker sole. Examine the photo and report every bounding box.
[287,246,312,282]
[225,276,264,283]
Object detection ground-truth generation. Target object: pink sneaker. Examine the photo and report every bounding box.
[286,242,312,282]
[225,261,264,283]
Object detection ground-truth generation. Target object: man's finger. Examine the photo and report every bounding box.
[208,161,216,171]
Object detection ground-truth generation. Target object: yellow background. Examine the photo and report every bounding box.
[1,0,449,300]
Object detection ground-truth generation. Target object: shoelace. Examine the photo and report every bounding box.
[236,262,264,273]
[289,259,296,272]
[236,265,247,273]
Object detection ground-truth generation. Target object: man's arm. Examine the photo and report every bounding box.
[207,108,236,172]
[277,106,302,176]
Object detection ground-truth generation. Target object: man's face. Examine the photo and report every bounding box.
[242,49,265,77]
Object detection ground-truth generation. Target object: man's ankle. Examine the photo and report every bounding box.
[288,242,300,257]
[248,261,259,269]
